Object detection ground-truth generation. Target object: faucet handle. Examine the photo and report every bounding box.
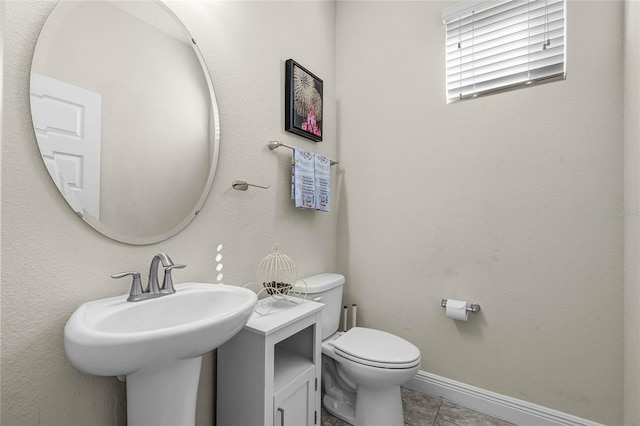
[160,264,186,294]
[112,271,144,302]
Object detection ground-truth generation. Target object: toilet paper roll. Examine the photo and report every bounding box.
[445,299,468,321]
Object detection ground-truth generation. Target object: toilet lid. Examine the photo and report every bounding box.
[332,327,421,368]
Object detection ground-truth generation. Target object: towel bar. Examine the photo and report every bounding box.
[268,141,339,166]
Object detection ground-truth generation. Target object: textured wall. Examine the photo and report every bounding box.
[1,1,336,425]
[336,1,624,424]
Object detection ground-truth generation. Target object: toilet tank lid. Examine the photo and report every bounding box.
[299,273,345,293]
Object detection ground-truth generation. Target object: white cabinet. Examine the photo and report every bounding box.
[217,298,323,426]
[274,365,315,426]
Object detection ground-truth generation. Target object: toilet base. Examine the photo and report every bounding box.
[324,384,405,426]
[354,384,404,426]
[322,354,356,424]
[323,393,356,425]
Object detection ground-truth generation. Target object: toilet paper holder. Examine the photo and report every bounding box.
[441,299,481,313]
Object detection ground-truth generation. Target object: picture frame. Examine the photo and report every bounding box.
[285,59,323,142]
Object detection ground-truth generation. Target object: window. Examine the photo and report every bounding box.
[442,0,566,102]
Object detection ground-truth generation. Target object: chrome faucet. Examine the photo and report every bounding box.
[147,253,174,294]
[112,253,186,302]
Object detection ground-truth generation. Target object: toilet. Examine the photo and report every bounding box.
[299,273,421,426]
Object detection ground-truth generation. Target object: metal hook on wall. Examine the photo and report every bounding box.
[232,180,270,191]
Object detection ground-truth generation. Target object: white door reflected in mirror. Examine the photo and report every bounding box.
[31,73,102,219]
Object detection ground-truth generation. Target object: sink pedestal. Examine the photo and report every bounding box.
[127,356,202,426]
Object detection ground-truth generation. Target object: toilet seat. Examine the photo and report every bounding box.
[332,327,421,369]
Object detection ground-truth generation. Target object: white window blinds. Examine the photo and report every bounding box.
[443,0,566,102]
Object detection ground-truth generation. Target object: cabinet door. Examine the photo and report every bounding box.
[273,366,316,426]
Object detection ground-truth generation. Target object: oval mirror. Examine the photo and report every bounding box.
[29,0,219,245]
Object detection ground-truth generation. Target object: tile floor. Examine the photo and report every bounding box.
[321,388,515,426]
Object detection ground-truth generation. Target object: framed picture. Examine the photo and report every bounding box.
[285,59,323,142]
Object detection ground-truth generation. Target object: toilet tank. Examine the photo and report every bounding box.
[298,273,345,339]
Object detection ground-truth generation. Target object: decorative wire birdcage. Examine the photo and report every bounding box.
[256,244,306,300]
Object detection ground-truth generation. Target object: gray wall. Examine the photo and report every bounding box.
[623,0,640,424]
[336,1,625,424]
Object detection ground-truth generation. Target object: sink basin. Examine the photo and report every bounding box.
[65,282,257,376]
[64,282,257,426]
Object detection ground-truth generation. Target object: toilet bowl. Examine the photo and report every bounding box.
[322,328,421,425]
[297,274,421,426]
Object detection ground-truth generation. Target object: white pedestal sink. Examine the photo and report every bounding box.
[64,282,257,426]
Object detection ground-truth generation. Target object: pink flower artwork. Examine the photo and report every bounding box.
[300,105,322,137]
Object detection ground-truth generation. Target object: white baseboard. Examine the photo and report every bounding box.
[405,370,604,426]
